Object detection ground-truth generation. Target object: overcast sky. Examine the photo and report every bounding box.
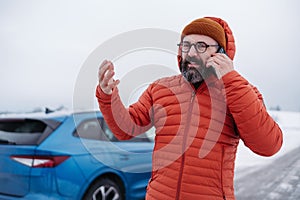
[0,0,299,112]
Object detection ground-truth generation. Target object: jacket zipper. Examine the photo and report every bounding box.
[175,91,196,200]
[221,145,226,200]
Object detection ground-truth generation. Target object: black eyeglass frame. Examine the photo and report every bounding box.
[177,41,219,53]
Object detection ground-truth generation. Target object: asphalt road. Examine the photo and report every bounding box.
[235,146,300,200]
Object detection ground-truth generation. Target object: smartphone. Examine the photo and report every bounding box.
[217,47,226,54]
[204,47,226,78]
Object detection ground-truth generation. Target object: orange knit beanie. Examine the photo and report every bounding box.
[181,18,226,49]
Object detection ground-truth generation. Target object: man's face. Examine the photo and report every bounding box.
[180,34,219,83]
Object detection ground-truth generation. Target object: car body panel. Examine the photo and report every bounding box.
[0,146,36,196]
[0,111,153,200]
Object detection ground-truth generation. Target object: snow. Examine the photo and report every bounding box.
[0,107,89,119]
[235,110,300,199]
[235,110,300,170]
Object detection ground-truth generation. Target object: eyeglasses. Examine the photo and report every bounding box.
[177,41,219,53]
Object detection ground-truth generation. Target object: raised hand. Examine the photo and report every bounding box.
[98,60,120,95]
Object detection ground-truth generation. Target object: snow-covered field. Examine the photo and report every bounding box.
[235,111,300,199]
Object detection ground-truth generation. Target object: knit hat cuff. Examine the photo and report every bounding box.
[181,18,226,49]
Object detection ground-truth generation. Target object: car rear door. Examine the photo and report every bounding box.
[0,117,60,197]
[0,145,37,196]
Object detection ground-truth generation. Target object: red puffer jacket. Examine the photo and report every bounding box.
[96,18,283,200]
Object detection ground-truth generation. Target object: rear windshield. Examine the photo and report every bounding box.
[0,119,47,145]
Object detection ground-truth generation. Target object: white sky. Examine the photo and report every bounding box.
[0,0,299,112]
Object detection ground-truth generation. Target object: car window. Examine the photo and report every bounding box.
[102,121,118,141]
[74,119,108,141]
[0,119,47,145]
[102,120,152,143]
[74,118,151,142]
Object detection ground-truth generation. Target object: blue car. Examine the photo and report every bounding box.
[0,111,154,200]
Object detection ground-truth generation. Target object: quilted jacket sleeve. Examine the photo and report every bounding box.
[222,71,283,156]
[95,85,153,140]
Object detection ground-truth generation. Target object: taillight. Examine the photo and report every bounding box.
[11,155,70,168]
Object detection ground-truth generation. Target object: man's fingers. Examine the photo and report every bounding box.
[98,60,110,82]
[108,79,120,90]
[102,68,115,87]
[98,60,114,82]
[102,79,120,95]
[206,53,234,79]
[206,58,218,68]
[206,53,228,68]
[98,60,120,94]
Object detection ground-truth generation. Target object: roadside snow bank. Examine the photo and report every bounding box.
[235,110,300,170]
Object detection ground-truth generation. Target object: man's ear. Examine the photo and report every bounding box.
[177,55,182,71]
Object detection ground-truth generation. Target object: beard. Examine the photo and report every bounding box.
[180,56,215,84]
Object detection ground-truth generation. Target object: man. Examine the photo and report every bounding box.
[96,17,283,200]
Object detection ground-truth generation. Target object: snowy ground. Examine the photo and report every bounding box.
[235,111,300,199]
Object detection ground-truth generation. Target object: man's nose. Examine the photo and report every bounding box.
[188,45,198,57]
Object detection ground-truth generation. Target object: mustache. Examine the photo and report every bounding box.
[183,56,202,65]
[180,56,215,81]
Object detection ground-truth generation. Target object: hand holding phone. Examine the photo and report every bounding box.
[206,47,233,79]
